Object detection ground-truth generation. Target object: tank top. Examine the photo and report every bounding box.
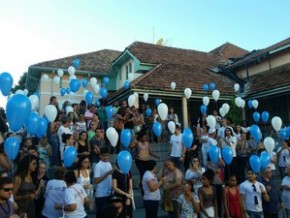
[77,169,91,187]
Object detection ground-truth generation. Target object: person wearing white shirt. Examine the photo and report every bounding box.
[281,166,290,215]
[240,170,270,218]
[94,147,113,218]
[222,127,238,181]
[200,126,210,167]
[42,167,67,218]
[55,170,89,218]
[169,124,185,170]
[277,140,290,179]
[57,117,73,162]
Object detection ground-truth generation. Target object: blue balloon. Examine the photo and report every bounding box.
[260,152,271,170]
[248,100,253,109]
[37,117,48,138]
[72,58,81,69]
[60,88,66,96]
[100,87,108,98]
[261,111,269,123]
[154,99,160,106]
[6,94,31,132]
[0,72,13,96]
[69,79,81,92]
[103,76,109,85]
[121,129,132,148]
[279,129,287,140]
[117,151,132,174]
[153,122,162,137]
[85,92,93,105]
[253,112,260,123]
[25,112,39,135]
[145,108,152,117]
[182,128,194,148]
[4,137,20,160]
[286,126,290,137]
[203,84,209,91]
[106,106,113,119]
[123,80,130,90]
[222,147,233,165]
[208,145,219,164]
[66,87,71,94]
[82,79,88,88]
[250,125,262,142]
[209,82,216,91]
[200,104,207,115]
[63,146,77,168]
[249,155,261,173]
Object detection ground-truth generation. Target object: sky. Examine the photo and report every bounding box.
[0,0,290,106]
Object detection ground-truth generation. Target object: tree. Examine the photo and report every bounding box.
[11,72,27,93]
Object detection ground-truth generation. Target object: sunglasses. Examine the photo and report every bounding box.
[1,188,13,192]
[252,184,257,192]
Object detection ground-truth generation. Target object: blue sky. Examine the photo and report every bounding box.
[0,0,290,101]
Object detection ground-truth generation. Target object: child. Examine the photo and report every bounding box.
[224,175,243,218]
[177,180,200,218]
[76,114,87,133]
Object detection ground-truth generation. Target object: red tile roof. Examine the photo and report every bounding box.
[32,49,121,74]
[209,42,248,60]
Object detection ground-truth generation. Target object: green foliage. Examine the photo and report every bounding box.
[227,97,243,125]
[11,72,27,93]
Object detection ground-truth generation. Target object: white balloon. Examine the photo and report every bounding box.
[128,73,134,82]
[219,107,226,118]
[90,77,97,87]
[171,82,176,90]
[15,89,24,95]
[184,88,192,99]
[44,105,57,122]
[128,95,136,107]
[143,93,149,102]
[235,97,242,107]
[23,89,28,96]
[68,66,75,76]
[168,121,176,134]
[157,103,168,121]
[206,115,216,129]
[53,76,61,85]
[222,103,230,114]
[263,137,275,153]
[93,84,100,94]
[234,83,240,92]
[69,91,74,98]
[41,74,49,81]
[212,90,220,101]
[133,92,138,99]
[106,127,119,147]
[29,95,39,111]
[271,116,282,132]
[66,106,73,114]
[203,96,210,106]
[252,100,259,109]
[57,69,64,78]
[240,99,246,108]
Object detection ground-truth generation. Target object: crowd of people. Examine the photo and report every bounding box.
[0,95,290,218]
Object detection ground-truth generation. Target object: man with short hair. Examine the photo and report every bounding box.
[57,116,73,162]
[240,169,270,218]
[0,177,18,218]
[258,167,280,218]
[169,124,185,170]
[94,147,113,218]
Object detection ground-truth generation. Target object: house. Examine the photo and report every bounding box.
[26,49,121,115]
[26,37,290,128]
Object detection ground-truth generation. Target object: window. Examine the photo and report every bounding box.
[126,62,132,80]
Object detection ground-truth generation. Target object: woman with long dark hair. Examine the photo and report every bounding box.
[13,154,39,218]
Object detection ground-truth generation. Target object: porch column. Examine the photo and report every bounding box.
[182,97,188,128]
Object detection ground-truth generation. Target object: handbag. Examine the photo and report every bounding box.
[161,190,174,212]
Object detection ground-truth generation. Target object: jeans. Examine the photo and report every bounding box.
[143,200,159,218]
[247,210,264,218]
